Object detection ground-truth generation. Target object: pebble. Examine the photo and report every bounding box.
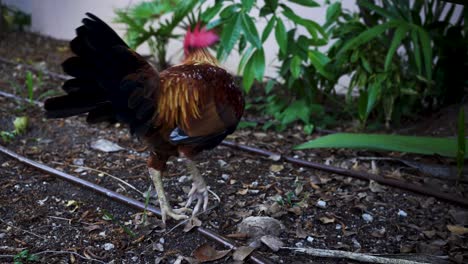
[0,233,5,239]
[306,236,314,243]
[295,242,304,247]
[335,224,342,230]
[316,200,327,208]
[178,175,189,183]
[362,213,374,223]
[73,158,85,166]
[159,237,165,244]
[131,256,138,262]
[218,159,228,167]
[221,174,230,181]
[103,243,115,251]
[398,209,408,218]
[251,181,259,188]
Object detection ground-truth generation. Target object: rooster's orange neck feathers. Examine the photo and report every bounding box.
[183,48,219,66]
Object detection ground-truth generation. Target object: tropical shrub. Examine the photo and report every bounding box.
[116,0,467,131]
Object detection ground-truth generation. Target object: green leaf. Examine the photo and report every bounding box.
[290,55,302,79]
[384,25,409,71]
[252,48,266,81]
[304,124,315,134]
[220,5,240,19]
[418,28,433,81]
[238,121,257,129]
[201,3,224,23]
[275,19,287,55]
[457,107,466,179]
[13,116,28,135]
[410,29,422,75]
[360,57,372,73]
[280,100,311,125]
[243,53,255,92]
[366,82,382,117]
[242,0,255,12]
[241,14,262,48]
[238,45,255,74]
[325,2,341,27]
[295,133,468,158]
[282,8,327,40]
[265,79,276,94]
[357,0,398,19]
[308,50,333,79]
[358,90,368,122]
[339,21,398,54]
[262,16,276,42]
[220,14,242,57]
[288,0,319,7]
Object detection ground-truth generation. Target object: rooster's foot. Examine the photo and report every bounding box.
[185,180,209,215]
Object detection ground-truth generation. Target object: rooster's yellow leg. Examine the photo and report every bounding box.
[149,168,189,224]
[185,159,209,215]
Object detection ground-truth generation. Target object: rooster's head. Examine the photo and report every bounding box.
[184,24,219,56]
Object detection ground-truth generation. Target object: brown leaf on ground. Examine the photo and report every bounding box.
[447,225,468,235]
[319,216,335,224]
[193,243,231,263]
[232,246,255,261]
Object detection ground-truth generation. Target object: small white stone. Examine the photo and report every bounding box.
[221,174,230,181]
[103,243,115,251]
[397,209,408,218]
[178,175,189,183]
[131,256,138,262]
[295,242,304,248]
[306,236,314,243]
[362,213,373,223]
[316,200,327,208]
[99,231,106,237]
[159,237,165,244]
[0,233,6,239]
[335,224,342,230]
[218,160,228,167]
[251,181,259,188]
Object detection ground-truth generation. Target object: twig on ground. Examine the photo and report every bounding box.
[0,218,46,240]
[51,161,145,196]
[281,247,430,264]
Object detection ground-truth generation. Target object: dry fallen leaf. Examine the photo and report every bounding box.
[237,189,249,195]
[319,216,335,224]
[184,217,202,232]
[193,243,231,263]
[65,200,80,212]
[269,164,284,173]
[232,246,255,261]
[447,225,468,235]
[260,235,284,252]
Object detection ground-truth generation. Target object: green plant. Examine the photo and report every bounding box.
[102,209,136,237]
[295,133,468,158]
[13,250,38,264]
[0,116,28,143]
[0,2,30,32]
[326,0,467,127]
[114,0,200,69]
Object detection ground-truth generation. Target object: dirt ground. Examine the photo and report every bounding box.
[0,31,467,264]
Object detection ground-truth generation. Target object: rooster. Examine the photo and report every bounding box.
[44,13,244,223]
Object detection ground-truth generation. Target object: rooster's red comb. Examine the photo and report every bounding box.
[184,24,219,55]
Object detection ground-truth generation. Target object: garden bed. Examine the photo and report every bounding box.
[0,31,467,263]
